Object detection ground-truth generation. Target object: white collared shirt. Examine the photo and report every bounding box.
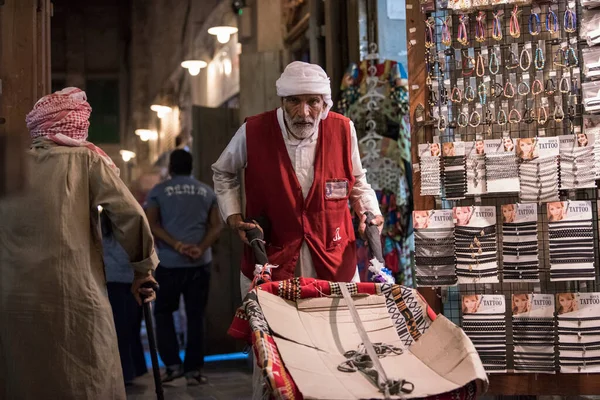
[212,107,380,278]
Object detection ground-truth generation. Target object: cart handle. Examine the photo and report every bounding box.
[245,217,269,266]
[364,211,384,264]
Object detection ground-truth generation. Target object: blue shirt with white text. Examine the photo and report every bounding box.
[146,175,216,267]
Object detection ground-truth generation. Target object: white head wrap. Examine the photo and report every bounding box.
[276,61,333,120]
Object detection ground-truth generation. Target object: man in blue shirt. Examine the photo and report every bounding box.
[145,149,222,385]
[100,211,147,386]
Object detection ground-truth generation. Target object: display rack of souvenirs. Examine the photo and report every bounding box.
[412,0,600,379]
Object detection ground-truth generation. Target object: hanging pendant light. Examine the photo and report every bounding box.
[181,60,207,76]
[208,26,238,44]
[150,105,172,119]
[119,150,136,162]
[135,129,158,142]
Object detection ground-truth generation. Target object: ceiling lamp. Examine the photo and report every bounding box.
[181,60,207,76]
[119,150,136,163]
[208,26,238,44]
[150,105,172,119]
[135,129,158,142]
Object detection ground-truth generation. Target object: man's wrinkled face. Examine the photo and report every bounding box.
[282,94,324,139]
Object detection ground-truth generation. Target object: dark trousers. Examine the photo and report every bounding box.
[107,282,147,383]
[154,264,211,373]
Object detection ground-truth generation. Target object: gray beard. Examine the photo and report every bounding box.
[283,111,319,140]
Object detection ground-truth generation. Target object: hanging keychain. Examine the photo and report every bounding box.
[534,46,545,70]
[566,47,579,68]
[489,51,500,74]
[529,11,541,36]
[509,108,522,123]
[520,47,531,71]
[476,53,486,77]
[469,110,482,127]
[518,80,531,96]
[545,78,556,95]
[553,48,566,68]
[491,82,504,98]
[441,16,452,47]
[554,104,565,122]
[475,11,486,43]
[425,17,436,49]
[560,75,571,93]
[532,79,543,95]
[465,85,476,102]
[428,89,438,108]
[546,8,559,34]
[564,6,577,34]
[451,86,463,103]
[458,111,469,127]
[492,11,503,41]
[440,85,448,103]
[458,15,469,46]
[504,81,515,98]
[572,76,580,96]
[497,109,508,125]
[506,53,519,70]
[438,114,448,132]
[485,107,495,125]
[568,104,576,120]
[462,50,475,77]
[478,82,487,105]
[509,5,521,38]
[523,107,535,124]
[538,106,548,125]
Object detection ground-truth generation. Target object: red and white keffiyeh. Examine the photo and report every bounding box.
[26,87,118,171]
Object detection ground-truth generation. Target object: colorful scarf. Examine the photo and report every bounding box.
[26,87,118,171]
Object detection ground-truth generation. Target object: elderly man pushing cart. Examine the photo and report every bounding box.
[212,61,385,293]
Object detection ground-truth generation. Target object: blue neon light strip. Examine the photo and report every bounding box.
[144,351,248,368]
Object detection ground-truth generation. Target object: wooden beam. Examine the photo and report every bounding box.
[308,0,321,66]
[346,0,360,64]
[405,0,440,313]
[36,0,51,97]
[284,13,310,45]
[0,0,51,197]
[324,0,344,105]
[257,0,284,52]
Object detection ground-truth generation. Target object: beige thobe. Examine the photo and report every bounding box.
[0,140,159,400]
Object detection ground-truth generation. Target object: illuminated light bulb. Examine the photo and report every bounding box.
[119,150,136,163]
[208,26,238,44]
[151,105,172,119]
[181,60,207,76]
[135,129,157,142]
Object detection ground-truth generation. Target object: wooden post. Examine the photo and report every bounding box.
[405,0,442,313]
[0,0,52,197]
[346,0,360,65]
[324,0,346,105]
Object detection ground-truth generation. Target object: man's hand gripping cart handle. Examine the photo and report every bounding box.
[364,211,394,284]
[244,217,276,289]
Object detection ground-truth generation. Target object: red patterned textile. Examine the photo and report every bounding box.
[229,278,478,400]
[229,278,381,340]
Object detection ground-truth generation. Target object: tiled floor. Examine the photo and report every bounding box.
[126,360,254,400]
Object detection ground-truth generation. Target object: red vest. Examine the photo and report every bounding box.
[242,109,357,282]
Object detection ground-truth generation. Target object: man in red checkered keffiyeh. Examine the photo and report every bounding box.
[26,87,118,171]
